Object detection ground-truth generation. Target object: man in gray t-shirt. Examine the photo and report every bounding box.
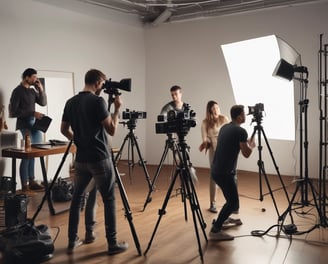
[160,85,187,115]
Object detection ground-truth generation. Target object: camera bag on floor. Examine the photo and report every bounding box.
[0,223,54,264]
[51,177,73,202]
[4,194,28,228]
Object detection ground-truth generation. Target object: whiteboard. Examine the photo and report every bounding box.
[35,71,75,181]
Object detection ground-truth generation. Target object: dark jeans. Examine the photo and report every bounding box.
[68,158,117,245]
[212,172,239,230]
[84,187,97,232]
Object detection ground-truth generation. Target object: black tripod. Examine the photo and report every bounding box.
[32,140,74,220]
[111,147,142,256]
[31,141,142,255]
[251,115,294,231]
[142,133,178,211]
[115,118,152,193]
[144,132,207,262]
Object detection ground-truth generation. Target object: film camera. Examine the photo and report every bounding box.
[248,103,264,122]
[102,78,131,96]
[156,104,196,136]
[123,109,147,120]
[102,78,131,111]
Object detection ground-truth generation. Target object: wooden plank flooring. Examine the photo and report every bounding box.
[2,163,328,264]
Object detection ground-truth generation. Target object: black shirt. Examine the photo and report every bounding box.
[9,84,47,130]
[62,91,110,162]
[211,122,248,177]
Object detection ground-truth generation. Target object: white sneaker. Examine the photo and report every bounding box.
[209,202,218,213]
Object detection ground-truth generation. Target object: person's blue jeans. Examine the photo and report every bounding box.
[19,117,43,185]
[212,172,239,230]
[68,158,117,245]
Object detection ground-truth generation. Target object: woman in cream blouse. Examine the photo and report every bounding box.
[199,100,229,213]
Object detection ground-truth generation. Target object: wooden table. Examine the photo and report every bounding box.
[2,143,76,215]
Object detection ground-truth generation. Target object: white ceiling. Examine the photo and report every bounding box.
[36,0,326,26]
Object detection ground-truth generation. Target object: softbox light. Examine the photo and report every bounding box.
[273,58,295,81]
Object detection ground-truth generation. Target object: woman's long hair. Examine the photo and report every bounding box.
[205,100,228,129]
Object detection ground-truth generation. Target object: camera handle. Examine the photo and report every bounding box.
[106,92,115,112]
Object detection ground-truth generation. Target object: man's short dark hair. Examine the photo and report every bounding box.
[22,68,37,79]
[170,85,181,92]
[85,69,106,85]
[230,105,244,120]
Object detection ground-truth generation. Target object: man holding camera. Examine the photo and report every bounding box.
[61,69,128,255]
[209,104,256,241]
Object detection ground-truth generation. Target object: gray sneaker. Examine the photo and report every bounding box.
[67,238,83,254]
[222,217,243,229]
[209,230,234,241]
[108,241,129,255]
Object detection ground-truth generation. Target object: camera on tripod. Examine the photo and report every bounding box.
[102,78,131,96]
[248,103,264,122]
[156,104,196,135]
[122,109,147,120]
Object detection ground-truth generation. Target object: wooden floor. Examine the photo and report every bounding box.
[2,163,328,264]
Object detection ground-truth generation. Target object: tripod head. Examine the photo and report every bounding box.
[119,118,137,131]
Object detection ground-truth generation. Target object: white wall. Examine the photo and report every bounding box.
[1,0,327,190]
[0,0,146,187]
[144,2,328,178]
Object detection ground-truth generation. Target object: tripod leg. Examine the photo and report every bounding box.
[115,133,133,184]
[185,167,207,238]
[128,132,135,183]
[31,141,73,221]
[178,151,206,262]
[185,180,206,262]
[253,125,295,227]
[144,169,180,256]
[280,180,302,228]
[114,134,129,164]
[142,140,170,211]
[112,151,141,256]
[131,134,152,192]
[307,179,324,224]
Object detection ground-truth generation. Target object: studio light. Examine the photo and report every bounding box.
[273,58,308,81]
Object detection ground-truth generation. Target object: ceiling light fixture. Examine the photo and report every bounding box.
[151,8,172,26]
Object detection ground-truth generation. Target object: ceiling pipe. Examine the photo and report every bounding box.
[151,8,173,26]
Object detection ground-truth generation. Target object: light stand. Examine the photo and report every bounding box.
[274,58,324,229]
[318,33,328,226]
